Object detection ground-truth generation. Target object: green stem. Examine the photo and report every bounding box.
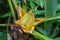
[11,0,18,10]
[7,0,16,22]
[44,16,60,22]
[32,31,52,40]
[6,13,11,33]
[0,24,15,26]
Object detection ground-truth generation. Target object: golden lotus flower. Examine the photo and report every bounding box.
[14,7,45,33]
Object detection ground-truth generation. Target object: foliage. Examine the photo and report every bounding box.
[0,0,60,40]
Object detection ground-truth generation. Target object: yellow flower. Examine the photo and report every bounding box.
[14,7,45,33]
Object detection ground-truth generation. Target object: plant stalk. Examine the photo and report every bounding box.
[32,31,52,40]
[7,0,16,22]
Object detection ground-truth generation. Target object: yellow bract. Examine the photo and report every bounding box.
[14,7,45,33]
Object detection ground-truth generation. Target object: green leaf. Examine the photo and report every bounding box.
[16,0,22,3]
[0,31,7,40]
[56,12,60,16]
[56,12,60,22]
[57,20,60,22]
[32,0,44,8]
[57,0,60,4]
[29,0,36,9]
[22,3,27,11]
[36,27,48,36]
[51,26,59,38]
[44,0,57,33]
[34,10,45,15]
[0,12,10,18]
[32,31,52,40]
[54,37,60,40]
[57,4,60,12]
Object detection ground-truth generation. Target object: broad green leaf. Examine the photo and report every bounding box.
[54,37,60,40]
[44,0,57,33]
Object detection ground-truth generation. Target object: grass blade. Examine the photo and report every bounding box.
[44,0,57,34]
